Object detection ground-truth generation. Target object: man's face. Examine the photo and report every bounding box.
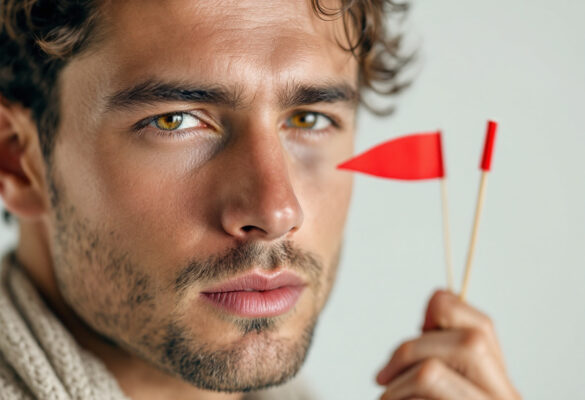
[48,0,356,392]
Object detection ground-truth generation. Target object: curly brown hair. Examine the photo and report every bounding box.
[0,0,411,162]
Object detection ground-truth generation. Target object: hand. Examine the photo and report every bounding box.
[375,290,521,400]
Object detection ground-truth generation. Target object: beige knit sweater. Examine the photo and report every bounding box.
[0,254,314,400]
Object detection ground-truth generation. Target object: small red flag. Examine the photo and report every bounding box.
[480,121,498,171]
[337,132,445,180]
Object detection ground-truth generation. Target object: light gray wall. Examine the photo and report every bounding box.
[301,1,585,399]
[1,1,583,399]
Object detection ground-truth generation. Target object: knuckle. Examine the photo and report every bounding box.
[429,290,448,309]
[393,340,415,363]
[414,358,443,387]
[461,328,488,355]
[430,292,455,326]
[480,314,496,334]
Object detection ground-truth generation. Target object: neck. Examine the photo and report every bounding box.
[14,220,244,400]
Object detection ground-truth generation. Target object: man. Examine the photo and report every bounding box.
[0,0,521,399]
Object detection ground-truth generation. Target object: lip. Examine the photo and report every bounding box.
[200,270,306,318]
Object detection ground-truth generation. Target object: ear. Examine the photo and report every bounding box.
[0,99,50,220]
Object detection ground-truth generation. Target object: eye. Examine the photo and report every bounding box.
[286,111,332,131]
[150,112,204,131]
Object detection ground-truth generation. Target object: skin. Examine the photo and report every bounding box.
[0,0,521,399]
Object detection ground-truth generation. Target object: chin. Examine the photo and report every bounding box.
[153,314,318,393]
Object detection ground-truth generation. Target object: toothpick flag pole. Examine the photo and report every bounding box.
[460,121,498,301]
[437,133,454,291]
[440,178,455,291]
[337,131,454,290]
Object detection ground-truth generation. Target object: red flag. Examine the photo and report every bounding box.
[480,121,498,171]
[337,132,445,180]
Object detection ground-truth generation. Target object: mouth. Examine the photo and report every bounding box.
[200,270,306,318]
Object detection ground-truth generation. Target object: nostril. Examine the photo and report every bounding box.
[240,225,269,237]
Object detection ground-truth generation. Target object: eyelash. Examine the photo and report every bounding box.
[287,111,339,132]
[132,111,209,139]
[288,112,343,144]
[132,110,340,140]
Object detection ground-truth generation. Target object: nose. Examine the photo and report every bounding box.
[219,129,304,242]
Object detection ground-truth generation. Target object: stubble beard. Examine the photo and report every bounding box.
[48,174,338,392]
[155,316,319,392]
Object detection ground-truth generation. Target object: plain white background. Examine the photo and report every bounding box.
[1,1,584,399]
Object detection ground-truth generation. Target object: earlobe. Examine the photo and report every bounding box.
[0,101,49,219]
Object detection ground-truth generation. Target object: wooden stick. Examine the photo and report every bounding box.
[460,171,489,301]
[440,179,454,291]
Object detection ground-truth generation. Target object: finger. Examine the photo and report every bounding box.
[376,329,516,398]
[422,290,505,366]
[377,330,489,382]
[380,358,489,400]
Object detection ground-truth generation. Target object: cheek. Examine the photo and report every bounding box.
[290,134,354,248]
[51,135,222,313]
[50,206,167,342]
[294,163,353,261]
[66,132,211,246]
[313,174,353,235]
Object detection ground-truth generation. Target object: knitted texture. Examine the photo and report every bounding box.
[0,253,314,399]
[0,253,131,399]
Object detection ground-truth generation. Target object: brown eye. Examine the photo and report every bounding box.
[154,114,183,130]
[286,111,332,130]
[289,112,317,128]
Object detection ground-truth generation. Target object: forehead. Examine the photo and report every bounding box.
[91,0,357,94]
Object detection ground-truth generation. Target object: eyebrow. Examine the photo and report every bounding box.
[278,82,359,109]
[105,79,358,111]
[105,80,242,111]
